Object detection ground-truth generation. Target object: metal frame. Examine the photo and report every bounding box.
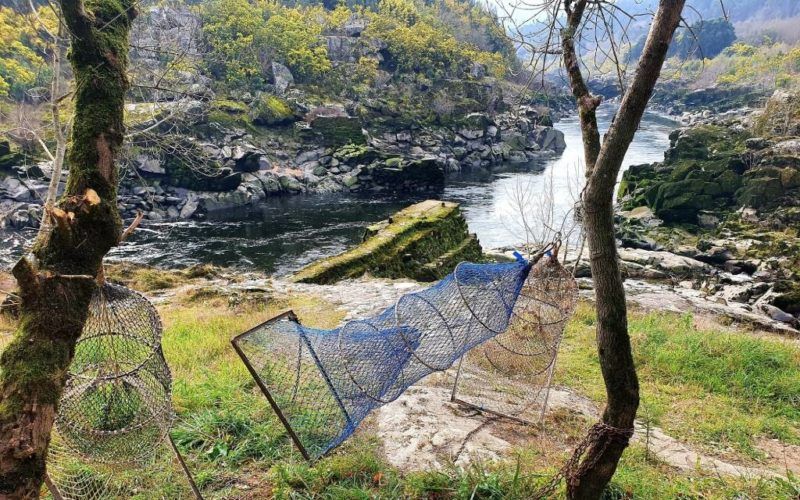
[230,310,313,461]
[168,434,204,499]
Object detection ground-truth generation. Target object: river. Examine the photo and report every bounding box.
[1,105,676,274]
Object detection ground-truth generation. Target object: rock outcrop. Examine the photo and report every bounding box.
[616,97,800,328]
[619,125,799,224]
[292,200,482,284]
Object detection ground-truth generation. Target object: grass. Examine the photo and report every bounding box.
[558,303,800,460]
[158,294,798,498]
[106,262,219,292]
[1,271,799,498]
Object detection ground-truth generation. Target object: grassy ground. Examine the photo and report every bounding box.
[0,272,799,498]
[559,304,800,462]
[152,283,800,498]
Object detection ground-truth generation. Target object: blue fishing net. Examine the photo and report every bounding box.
[233,255,577,460]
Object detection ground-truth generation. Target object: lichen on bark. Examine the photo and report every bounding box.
[0,0,137,497]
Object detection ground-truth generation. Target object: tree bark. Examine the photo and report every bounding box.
[561,1,686,498]
[0,0,136,497]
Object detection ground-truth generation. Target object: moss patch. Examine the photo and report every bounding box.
[250,95,296,126]
[292,200,482,284]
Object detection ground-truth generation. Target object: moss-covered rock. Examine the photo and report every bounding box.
[309,115,365,146]
[250,95,296,126]
[619,125,752,223]
[754,90,800,138]
[208,99,255,130]
[292,200,482,284]
[736,176,785,207]
[333,144,384,164]
[772,288,800,315]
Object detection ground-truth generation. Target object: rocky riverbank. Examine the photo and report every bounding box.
[0,5,567,232]
[613,90,800,330]
[0,102,566,230]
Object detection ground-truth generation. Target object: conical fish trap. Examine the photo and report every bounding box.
[46,282,200,499]
[450,254,579,420]
[55,282,173,463]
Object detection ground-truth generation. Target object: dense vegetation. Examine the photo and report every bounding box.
[0,6,55,99]
[200,0,515,93]
[0,0,515,103]
[660,38,800,90]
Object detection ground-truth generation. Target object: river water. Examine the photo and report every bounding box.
[1,105,676,274]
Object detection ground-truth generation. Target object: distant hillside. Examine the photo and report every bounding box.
[613,0,800,23]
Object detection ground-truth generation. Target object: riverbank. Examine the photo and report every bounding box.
[2,265,795,497]
[0,104,674,271]
[614,89,800,331]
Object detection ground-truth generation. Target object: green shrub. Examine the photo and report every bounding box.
[201,0,269,89]
[0,6,55,99]
[262,7,332,81]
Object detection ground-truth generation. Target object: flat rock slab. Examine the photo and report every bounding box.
[377,386,512,470]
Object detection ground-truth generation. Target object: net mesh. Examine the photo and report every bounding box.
[234,255,578,459]
[450,253,579,420]
[45,283,194,499]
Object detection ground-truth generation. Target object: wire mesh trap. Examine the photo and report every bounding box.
[232,253,579,460]
[449,252,579,423]
[46,282,201,500]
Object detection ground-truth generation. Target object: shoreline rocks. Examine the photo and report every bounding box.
[0,101,566,230]
[614,90,800,328]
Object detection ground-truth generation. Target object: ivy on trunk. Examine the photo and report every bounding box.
[0,0,136,497]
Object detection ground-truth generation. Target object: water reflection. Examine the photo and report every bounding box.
[445,106,676,249]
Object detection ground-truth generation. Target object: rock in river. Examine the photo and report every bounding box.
[292,200,482,284]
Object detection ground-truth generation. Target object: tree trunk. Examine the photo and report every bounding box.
[0,1,136,497]
[561,1,686,498]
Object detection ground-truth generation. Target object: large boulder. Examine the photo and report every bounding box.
[0,141,24,173]
[292,200,481,284]
[135,154,166,176]
[306,106,365,146]
[534,127,566,153]
[755,90,800,138]
[457,113,494,140]
[270,62,294,94]
[0,178,32,202]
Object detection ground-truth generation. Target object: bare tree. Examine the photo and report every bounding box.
[0,0,136,496]
[33,2,71,233]
[498,1,687,497]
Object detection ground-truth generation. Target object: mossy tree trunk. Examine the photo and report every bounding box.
[560,1,685,498]
[0,0,136,497]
